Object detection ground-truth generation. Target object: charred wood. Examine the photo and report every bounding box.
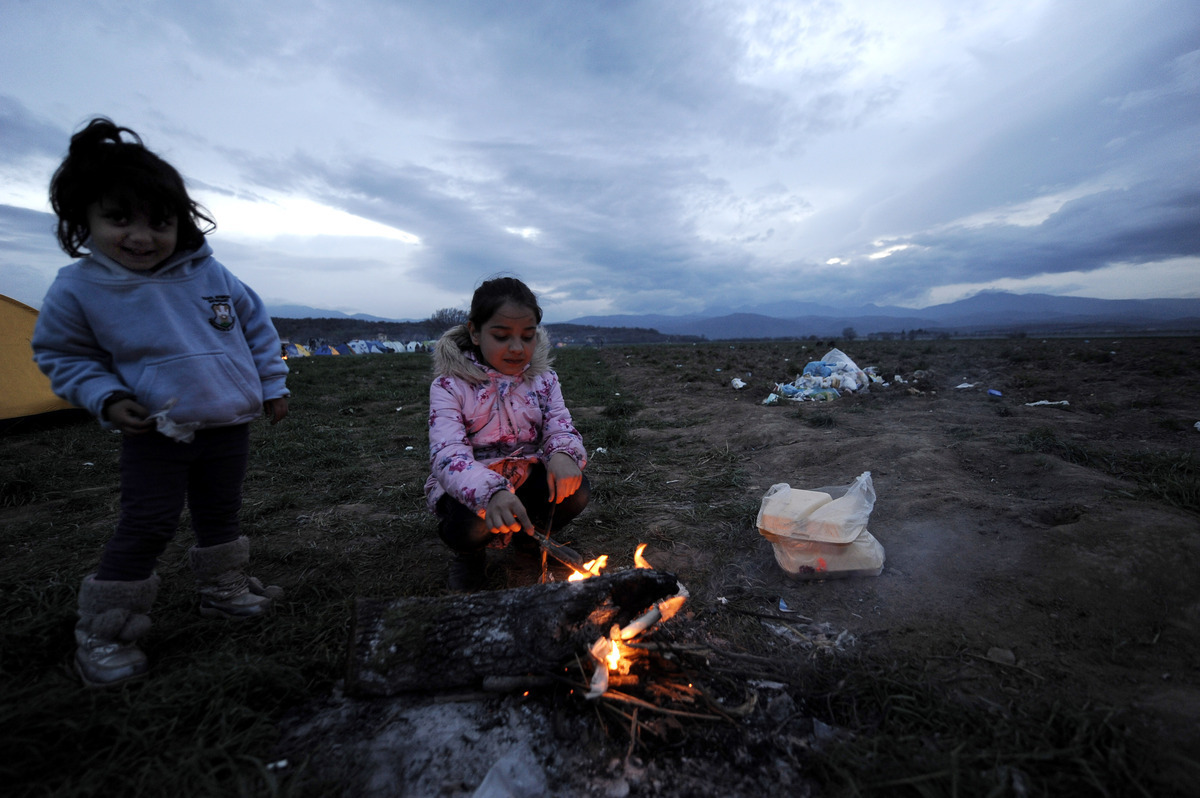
[346,569,679,697]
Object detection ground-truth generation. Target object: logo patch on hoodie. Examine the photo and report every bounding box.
[204,296,235,331]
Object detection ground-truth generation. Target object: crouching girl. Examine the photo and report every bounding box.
[425,277,589,590]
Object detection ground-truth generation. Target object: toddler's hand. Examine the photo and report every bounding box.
[106,398,153,435]
[546,452,582,504]
[485,490,533,537]
[264,396,289,425]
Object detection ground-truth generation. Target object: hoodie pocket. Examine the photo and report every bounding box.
[136,351,262,425]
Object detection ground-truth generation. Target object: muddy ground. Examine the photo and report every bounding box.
[278,336,1200,796]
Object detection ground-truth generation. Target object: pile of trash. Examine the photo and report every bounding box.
[761,348,882,404]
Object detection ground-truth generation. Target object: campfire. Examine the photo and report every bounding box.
[343,540,781,752]
[569,543,690,700]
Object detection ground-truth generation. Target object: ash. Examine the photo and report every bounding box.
[273,674,826,797]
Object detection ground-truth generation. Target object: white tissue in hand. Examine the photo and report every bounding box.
[147,398,202,443]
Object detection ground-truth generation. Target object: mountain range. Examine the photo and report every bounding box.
[269,292,1200,339]
[566,293,1200,338]
[267,304,407,324]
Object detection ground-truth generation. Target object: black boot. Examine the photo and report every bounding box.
[448,550,486,592]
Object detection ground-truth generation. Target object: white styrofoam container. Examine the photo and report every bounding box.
[756,487,832,535]
[756,472,875,544]
[765,528,885,580]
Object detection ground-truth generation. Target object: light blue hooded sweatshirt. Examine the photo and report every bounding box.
[31,241,289,430]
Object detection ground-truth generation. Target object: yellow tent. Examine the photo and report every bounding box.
[1,294,75,420]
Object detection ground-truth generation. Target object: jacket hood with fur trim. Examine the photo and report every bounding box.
[432,324,554,385]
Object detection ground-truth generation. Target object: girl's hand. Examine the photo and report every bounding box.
[485,491,533,538]
[106,398,153,435]
[264,397,289,424]
[546,452,582,504]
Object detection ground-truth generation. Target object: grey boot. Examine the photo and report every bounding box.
[188,536,283,620]
[75,573,160,688]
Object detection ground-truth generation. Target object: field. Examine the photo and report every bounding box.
[3,336,1199,797]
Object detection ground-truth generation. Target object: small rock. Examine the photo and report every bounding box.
[987,647,1016,666]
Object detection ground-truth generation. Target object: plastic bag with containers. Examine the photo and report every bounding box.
[756,471,884,579]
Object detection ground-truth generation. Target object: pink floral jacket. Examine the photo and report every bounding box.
[424,325,587,516]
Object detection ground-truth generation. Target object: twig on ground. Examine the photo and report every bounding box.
[601,689,727,721]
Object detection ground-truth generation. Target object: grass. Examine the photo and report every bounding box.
[802,651,1156,797]
[3,340,1197,796]
[1014,426,1200,512]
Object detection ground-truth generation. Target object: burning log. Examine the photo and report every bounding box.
[346,568,680,697]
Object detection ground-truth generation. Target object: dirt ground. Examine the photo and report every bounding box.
[278,337,1200,796]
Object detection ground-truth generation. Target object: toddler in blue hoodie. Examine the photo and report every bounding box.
[32,117,290,687]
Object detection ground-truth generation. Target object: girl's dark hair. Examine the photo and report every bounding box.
[49,117,215,257]
[468,276,543,328]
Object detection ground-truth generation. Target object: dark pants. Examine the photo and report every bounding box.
[436,464,591,555]
[96,424,250,581]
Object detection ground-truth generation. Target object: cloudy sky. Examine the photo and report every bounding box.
[2,0,1198,322]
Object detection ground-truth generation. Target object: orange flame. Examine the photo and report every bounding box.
[567,554,608,581]
[606,625,622,670]
[577,544,691,692]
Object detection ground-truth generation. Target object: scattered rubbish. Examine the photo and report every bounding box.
[750,679,789,690]
[592,447,608,456]
[762,393,779,405]
[988,389,1003,397]
[404,446,414,451]
[779,598,794,613]
[803,360,832,377]
[763,622,857,660]
[1194,421,1200,432]
[757,472,884,579]
[778,384,840,401]
[1025,400,1070,407]
[766,348,882,403]
[730,377,747,389]
[956,382,975,389]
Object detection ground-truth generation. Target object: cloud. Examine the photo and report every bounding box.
[851,176,1200,305]
[0,98,67,163]
[1,0,1199,319]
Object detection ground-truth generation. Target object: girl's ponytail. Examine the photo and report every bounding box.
[50,117,214,257]
[66,118,143,158]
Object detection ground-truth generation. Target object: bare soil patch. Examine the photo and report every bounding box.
[276,336,1199,797]
[605,338,1200,731]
